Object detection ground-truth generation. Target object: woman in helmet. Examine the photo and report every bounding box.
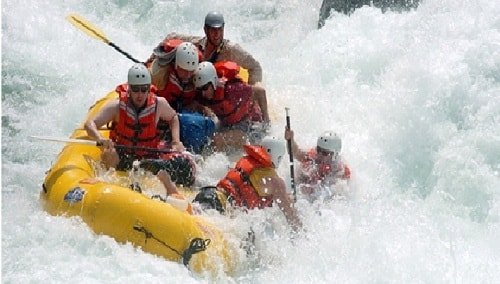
[192,136,302,231]
[149,41,200,112]
[84,63,185,170]
[191,61,266,152]
[284,128,351,199]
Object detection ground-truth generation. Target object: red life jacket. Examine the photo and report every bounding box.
[156,68,196,111]
[217,145,274,209]
[299,149,351,185]
[109,84,160,157]
[199,61,254,126]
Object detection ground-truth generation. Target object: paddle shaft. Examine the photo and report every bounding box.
[113,144,173,154]
[285,108,297,202]
[30,136,174,154]
[108,42,141,64]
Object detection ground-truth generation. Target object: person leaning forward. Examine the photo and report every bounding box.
[157,11,270,124]
[191,61,266,152]
[192,136,302,232]
[84,63,185,170]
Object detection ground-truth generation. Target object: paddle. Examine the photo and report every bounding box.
[66,13,142,64]
[30,136,176,154]
[285,108,297,202]
[32,135,197,187]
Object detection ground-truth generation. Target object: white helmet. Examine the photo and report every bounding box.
[175,42,199,71]
[128,63,151,85]
[317,131,342,154]
[260,136,286,168]
[193,61,218,89]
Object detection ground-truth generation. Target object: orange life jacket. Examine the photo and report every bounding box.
[156,67,196,111]
[152,39,199,111]
[217,145,274,209]
[299,149,351,185]
[199,61,253,126]
[109,84,160,157]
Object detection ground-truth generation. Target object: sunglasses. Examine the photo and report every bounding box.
[130,85,150,93]
[197,83,211,91]
[316,147,333,156]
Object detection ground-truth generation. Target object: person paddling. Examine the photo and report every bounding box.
[285,128,351,200]
[84,63,185,170]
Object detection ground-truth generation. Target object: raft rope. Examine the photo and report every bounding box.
[132,224,211,267]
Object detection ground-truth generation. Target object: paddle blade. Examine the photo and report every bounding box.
[66,13,110,44]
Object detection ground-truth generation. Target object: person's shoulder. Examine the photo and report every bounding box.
[165,32,182,39]
[221,41,256,60]
[156,96,169,105]
[166,32,203,42]
[222,39,239,49]
[96,99,119,118]
[105,98,120,108]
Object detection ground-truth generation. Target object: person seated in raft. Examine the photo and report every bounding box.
[192,136,302,232]
[84,63,185,171]
[147,40,200,112]
[284,127,351,201]
[190,61,269,153]
[149,11,271,125]
[146,40,219,154]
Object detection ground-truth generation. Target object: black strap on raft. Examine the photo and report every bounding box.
[130,182,142,193]
[133,224,183,256]
[133,224,211,267]
[182,238,211,266]
[151,194,166,202]
[193,186,225,213]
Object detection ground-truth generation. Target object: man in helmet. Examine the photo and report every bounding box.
[191,61,267,152]
[84,63,185,170]
[192,136,302,231]
[156,11,270,125]
[285,128,351,199]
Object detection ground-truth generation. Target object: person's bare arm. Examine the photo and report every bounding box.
[224,42,263,85]
[84,100,119,144]
[157,97,185,151]
[284,128,307,162]
[271,176,302,231]
[187,101,220,129]
[253,170,302,231]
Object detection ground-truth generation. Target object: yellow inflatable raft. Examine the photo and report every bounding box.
[41,90,237,276]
